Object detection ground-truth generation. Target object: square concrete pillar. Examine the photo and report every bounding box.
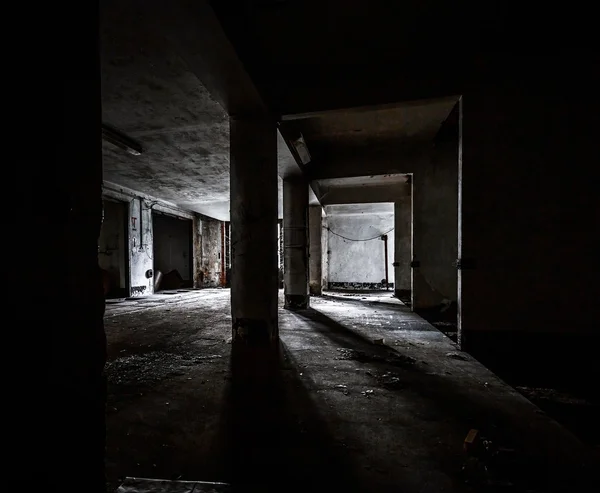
[230,118,279,344]
[394,195,412,300]
[283,177,309,309]
[51,8,106,491]
[412,105,459,312]
[309,205,323,295]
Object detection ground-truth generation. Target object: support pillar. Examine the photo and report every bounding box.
[49,4,106,490]
[230,118,279,344]
[283,177,309,309]
[394,195,412,301]
[308,205,323,295]
[412,104,459,312]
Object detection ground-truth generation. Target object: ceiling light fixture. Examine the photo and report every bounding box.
[291,133,311,165]
[102,123,143,156]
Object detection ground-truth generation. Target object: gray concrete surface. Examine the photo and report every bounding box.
[104,289,597,492]
[315,174,410,206]
[201,219,222,288]
[327,206,395,286]
[412,106,459,310]
[394,195,412,295]
[309,206,323,295]
[230,118,279,343]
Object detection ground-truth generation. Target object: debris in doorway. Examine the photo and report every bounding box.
[446,352,467,361]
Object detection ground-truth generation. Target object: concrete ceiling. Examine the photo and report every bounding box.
[100,1,456,221]
[285,97,458,180]
[210,0,504,115]
[100,1,305,222]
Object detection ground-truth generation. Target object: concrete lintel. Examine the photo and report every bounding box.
[281,95,462,122]
[103,181,195,220]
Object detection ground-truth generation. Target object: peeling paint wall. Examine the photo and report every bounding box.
[327,213,395,287]
[103,182,198,296]
[201,218,222,287]
[193,216,203,288]
[321,214,329,289]
[129,198,154,296]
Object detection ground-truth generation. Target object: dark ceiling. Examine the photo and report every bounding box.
[210,0,507,115]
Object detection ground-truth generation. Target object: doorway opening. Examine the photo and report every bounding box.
[152,212,193,291]
[99,199,129,298]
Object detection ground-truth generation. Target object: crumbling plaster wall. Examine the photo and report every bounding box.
[103,182,199,296]
[201,217,222,287]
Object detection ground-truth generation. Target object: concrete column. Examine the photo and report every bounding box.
[394,195,412,300]
[201,217,222,287]
[50,6,105,490]
[412,104,459,312]
[230,118,278,344]
[322,214,329,290]
[308,205,323,295]
[283,177,309,309]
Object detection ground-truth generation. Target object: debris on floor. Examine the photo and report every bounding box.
[446,352,467,361]
[336,347,417,368]
[460,428,528,491]
[116,477,231,493]
[376,371,407,390]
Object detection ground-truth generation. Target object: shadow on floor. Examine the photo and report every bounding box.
[209,341,365,493]
[289,307,598,493]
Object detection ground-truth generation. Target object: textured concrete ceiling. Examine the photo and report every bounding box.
[100,1,457,221]
[100,1,300,221]
[286,97,458,179]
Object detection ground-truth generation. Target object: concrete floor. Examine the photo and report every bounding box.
[105,290,598,492]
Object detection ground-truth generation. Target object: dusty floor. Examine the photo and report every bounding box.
[105,290,598,492]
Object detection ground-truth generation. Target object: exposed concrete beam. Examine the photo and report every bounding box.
[281,96,461,122]
[305,146,431,181]
[317,182,410,206]
[103,181,196,220]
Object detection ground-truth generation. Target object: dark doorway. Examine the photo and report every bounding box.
[152,212,193,291]
[99,199,129,298]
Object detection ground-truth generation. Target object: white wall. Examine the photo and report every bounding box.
[327,212,395,286]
